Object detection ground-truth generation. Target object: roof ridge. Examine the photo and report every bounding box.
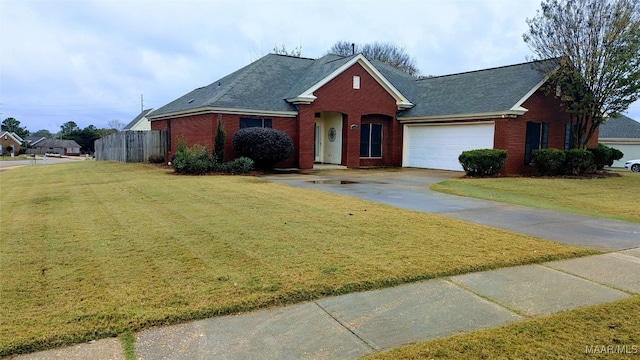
[417,58,554,81]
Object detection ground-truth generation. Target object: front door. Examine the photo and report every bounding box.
[314,112,343,164]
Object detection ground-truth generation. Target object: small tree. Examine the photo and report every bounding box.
[214,118,226,164]
[523,0,640,149]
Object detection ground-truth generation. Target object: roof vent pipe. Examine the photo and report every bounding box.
[352,43,355,55]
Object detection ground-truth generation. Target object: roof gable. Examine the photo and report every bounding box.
[0,131,23,145]
[123,108,154,130]
[285,54,414,110]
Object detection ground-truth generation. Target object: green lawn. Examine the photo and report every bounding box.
[431,171,640,223]
[0,162,593,356]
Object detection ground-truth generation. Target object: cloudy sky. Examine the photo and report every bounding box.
[2,0,639,133]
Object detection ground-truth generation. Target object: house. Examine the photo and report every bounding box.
[123,108,154,131]
[31,139,82,156]
[599,114,640,167]
[148,53,598,174]
[0,131,23,155]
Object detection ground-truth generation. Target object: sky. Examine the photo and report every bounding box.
[2,0,639,134]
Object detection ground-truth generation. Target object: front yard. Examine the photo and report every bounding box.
[0,162,593,356]
[431,171,640,223]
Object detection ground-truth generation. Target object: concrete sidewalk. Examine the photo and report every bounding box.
[12,169,640,359]
[14,249,640,359]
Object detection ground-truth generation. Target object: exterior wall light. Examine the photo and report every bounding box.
[350,124,358,130]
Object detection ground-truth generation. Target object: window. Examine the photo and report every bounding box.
[564,123,573,150]
[524,121,549,164]
[353,76,361,89]
[240,118,272,129]
[360,123,382,158]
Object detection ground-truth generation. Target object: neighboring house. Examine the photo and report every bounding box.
[599,114,640,167]
[31,139,81,156]
[123,108,154,131]
[148,53,598,174]
[0,131,23,155]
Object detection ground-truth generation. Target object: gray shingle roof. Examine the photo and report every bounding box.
[34,139,81,149]
[599,114,640,139]
[150,54,555,120]
[399,60,554,118]
[151,54,315,117]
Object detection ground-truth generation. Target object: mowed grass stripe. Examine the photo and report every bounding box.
[0,162,594,356]
[431,172,640,223]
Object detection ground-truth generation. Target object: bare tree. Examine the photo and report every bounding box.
[329,41,419,76]
[272,44,303,57]
[108,119,126,132]
[523,0,640,148]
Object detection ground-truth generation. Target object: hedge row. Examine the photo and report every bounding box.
[532,144,623,175]
[170,141,254,175]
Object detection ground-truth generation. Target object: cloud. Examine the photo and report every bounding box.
[1,0,638,132]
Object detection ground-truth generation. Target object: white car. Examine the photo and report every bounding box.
[625,159,640,172]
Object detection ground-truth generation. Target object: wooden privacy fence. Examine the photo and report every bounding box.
[95,131,166,163]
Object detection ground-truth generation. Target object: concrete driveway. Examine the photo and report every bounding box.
[262,168,640,251]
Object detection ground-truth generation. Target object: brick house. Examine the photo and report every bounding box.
[148,53,597,174]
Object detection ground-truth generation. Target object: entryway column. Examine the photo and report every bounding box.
[297,106,315,170]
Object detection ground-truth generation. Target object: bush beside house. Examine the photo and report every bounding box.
[232,127,294,171]
[170,138,254,175]
[531,144,623,176]
[458,149,507,177]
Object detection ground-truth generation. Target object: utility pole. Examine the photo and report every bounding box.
[141,94,144,112]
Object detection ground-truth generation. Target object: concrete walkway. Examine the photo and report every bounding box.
[12,169,640,359]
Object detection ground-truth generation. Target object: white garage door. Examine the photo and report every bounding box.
[403,122,495,171]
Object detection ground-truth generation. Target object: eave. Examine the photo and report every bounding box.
[398,109,527,123]
[148,106,299,121]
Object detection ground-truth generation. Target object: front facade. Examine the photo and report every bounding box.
[0,131,23,155]
[149,53,597,174]
[31,139,81,156]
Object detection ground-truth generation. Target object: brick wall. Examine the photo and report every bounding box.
[151,113,298,167]
[494,88,599,175]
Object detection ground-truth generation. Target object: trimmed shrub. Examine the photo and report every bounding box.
[588,143,623,169]
[609,147,624,166]
[217,157,254,174]
[563,149,593,175]
[458,149,507,177]
[171,141,214,175]
[587,143,612,170]
[148,154,165,164]
[232,127,293,170]
[531,148,566,175]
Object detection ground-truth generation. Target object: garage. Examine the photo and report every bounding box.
[403,122,495,171]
